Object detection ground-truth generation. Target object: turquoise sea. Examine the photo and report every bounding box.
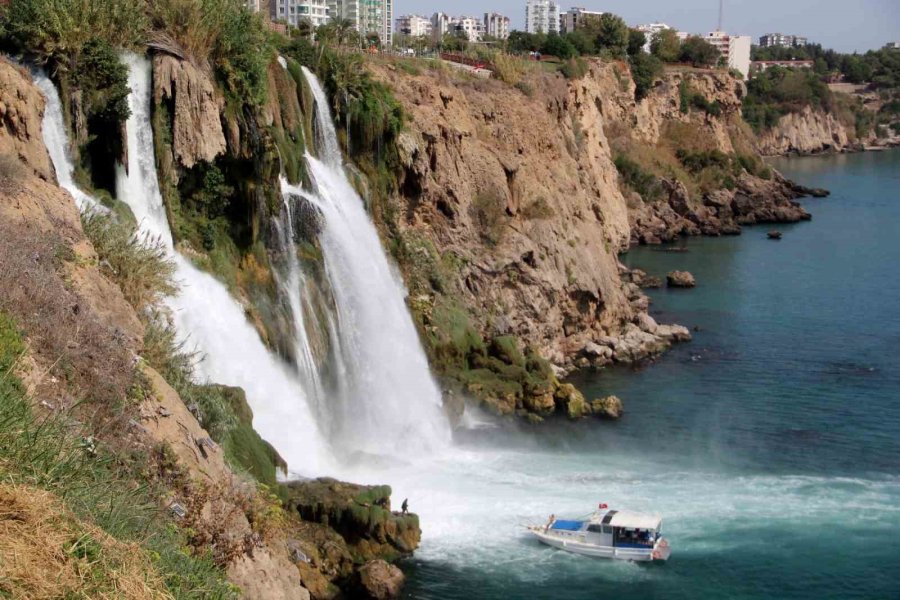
[392,151,900,599]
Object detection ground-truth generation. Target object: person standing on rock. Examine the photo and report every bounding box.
[401,498,409,515]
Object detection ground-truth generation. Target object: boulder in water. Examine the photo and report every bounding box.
[768,230,783,240]
[358,559,405,599]
[667,270,696,288]
[591,396,624,420]
[555,383,587,419]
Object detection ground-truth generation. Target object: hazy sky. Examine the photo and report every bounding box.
[395,0,900,53]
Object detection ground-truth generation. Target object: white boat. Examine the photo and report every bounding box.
[527,506,671,562]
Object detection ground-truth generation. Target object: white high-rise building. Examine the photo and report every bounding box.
[560,6,603,34]
[431,12,453,42]
[271,0,330,27]
[525,0,560,35]
[453,16,485,43]
[484,12,511,40]
[328,0,394,45]
[704,31,752,79]
[396,14,432,38]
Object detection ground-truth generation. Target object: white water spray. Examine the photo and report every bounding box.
[34,73,102,212]
[291,68,451,457]
[114,53,333,475]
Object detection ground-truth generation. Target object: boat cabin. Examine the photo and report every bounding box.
[548,509,662,549]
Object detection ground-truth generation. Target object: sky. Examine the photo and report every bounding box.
[395,0,900,53]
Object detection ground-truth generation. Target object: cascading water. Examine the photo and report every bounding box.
[34,72,101,212]
[285,67,451,457]
[113,53,333,475]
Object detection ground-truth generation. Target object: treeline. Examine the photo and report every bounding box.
[752,44,900,88]
[0,0,274,107]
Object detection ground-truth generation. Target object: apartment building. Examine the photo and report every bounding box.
[270,0,330,27]
[454,16,485,43]
[525,0,560,35]
[484,12,511,40]
[431,12,453,42]
[759,33,808,48]
[396,14,432,38]
[328,0,394,45]
[560,6,603,34]
[705,30,752,79]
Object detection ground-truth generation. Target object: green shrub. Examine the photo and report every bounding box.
[560,57,589,80]
[614,153,660,200]
[80,210,178,312]
[676,148,731,173]
[630,53,662,100]
[2,0,146,61]
[493,52,525,85]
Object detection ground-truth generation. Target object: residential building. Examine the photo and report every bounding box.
[525,0,560,35]
[431,12,453,42]
[328,0,394,45]
[885,41,900,50]
[396,14,432,38]
[271,0,330,27]
[484,12,511,40]
[636,22,679,53]
[759,33,808,48]
[705,30,752,79]
[454,16,485,42]
[750,60,814,75]
[560,6,603,34]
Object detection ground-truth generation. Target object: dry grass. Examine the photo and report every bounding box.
[492,53,525,85]
[0,483,172,600]
[0,221,137,411]
[0,154,25,197]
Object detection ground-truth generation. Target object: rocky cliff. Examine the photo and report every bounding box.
[756,105,854,155]
[372,61,692,382]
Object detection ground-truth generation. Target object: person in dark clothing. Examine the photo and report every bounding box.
[401,498,409,515]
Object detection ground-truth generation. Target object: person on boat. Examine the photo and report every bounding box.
[401,498,409,515]
[544,514,555,532]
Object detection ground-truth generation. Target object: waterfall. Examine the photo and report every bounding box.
[34,73,101,212]
[113,53,333,475]
[290,67,452,457]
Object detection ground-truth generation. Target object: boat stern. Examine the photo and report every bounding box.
[651,537,672,561]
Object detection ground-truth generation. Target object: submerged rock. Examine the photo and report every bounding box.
[667,271,696,288]
[358,559,405,599]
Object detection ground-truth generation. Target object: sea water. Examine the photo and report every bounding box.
[384,151,900,599]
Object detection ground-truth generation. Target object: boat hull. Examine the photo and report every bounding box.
[528,528,671,562]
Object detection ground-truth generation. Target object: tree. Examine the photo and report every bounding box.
[627,29,646,57]
[507,30,545,54]
[565,29,595,56]
[541,34,577,60]
[680,36,719,68]
[595,13,629,58]
[651,28,681,63]
[630,52,663,100]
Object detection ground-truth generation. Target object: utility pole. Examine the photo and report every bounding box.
[718,0,724,31]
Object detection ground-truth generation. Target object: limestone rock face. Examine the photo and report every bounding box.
[358,560,405,600]
[372,61,635,365]
[756,106,851,156]
[0,58,54,181]
[667,270,696,288]
[153,55,226,168]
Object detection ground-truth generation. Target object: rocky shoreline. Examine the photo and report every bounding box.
[629,172,828,245]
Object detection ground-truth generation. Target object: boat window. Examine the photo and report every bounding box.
[587,524,604,533]
[602,526,612,534]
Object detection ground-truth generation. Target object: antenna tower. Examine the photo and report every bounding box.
[718,0,724,31]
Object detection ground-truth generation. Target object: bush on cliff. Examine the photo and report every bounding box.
[742,67,834,132]
[1,0,146,62]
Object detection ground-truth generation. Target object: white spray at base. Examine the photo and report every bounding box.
[289,67,452,457]
[34,72,102,212]
[114,53,334,475]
